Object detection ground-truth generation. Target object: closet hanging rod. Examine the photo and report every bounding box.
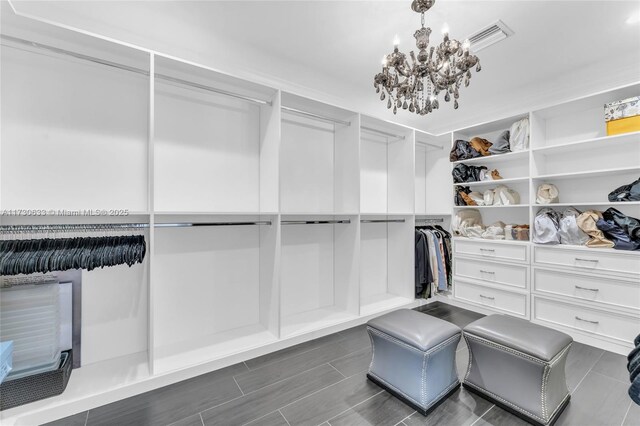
[361,126,405,141]
[360,219,406,223]
[415,140,444,150]
[1,35,272,107]
[415,218,445,223]
[0,221,271,232]
[281,220,351,225]
[281,106,351,126]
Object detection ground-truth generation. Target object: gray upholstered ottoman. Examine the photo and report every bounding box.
[462,315,573,426]
[366,309,461,415]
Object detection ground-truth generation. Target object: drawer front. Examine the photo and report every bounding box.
[454,240,528,263]
[455,258,528,289]
[455,280,527,317]
[534,268,640,311]
[533,297,640,344]
[533,246,640,276]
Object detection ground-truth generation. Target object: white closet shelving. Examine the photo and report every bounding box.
[447,82,640,356]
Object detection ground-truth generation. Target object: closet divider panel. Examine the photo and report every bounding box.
[359,215,414,316]
[415,132,451,215]
[334,114,360,214]
[152,215,278,374]
[0,23,149,212]
[153,55,276,213]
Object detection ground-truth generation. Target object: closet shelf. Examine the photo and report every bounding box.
[360,212,414,217]
[280,308,358,339]
[451,150,529,165]
[532,131,640,155]
[453,205,529,209]
[533,202,640,208]
[360,294,414,317]
[153,211,279,216]
[532,242,640,255]
[453,177,529,187]
[533,166,640,181]
[453,237,530,245]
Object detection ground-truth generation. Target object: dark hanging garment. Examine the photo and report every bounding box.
[415,230,431,298]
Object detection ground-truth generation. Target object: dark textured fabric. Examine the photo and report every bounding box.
[596,219,640,251]
[415,231,431,297]
[450,139,481,162]
[608,177,640,202]
[603,208,640,240]
[455,186,472,206]
[469,137,492,156]
[452,164,487,183]
[488,130,511,155]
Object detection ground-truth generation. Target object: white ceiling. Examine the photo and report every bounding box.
[7,0,640,134]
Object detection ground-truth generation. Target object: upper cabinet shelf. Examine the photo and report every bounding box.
[451,150,529,165]
[532,131,640,155]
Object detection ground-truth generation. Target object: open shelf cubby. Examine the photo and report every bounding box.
[152,214,278,374]
[279,215,359,338]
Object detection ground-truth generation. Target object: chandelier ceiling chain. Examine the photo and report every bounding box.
[374,0,481,116]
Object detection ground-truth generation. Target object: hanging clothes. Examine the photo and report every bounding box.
[414,225,452,298]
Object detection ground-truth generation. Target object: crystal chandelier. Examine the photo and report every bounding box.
[374,0,481,116]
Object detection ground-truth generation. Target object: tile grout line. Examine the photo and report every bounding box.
[393,410,416,426]
[469,405,496,426]
[327,362,347,378]
[278,409,292,426]
[233,375,245,395]
[243,361,250,370]
[322,390,384,424]
[198,412,205,426]
[620,401,632,426]
[84,410,89,426]
[573,351,605,392]
[590,369,632,385]
[274,368,354,414]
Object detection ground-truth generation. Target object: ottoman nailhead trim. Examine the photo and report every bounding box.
[464,380,547,423]
[542,343,572,421]
[368,371,424,408]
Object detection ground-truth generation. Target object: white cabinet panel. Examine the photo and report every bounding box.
[455,258,528,289]
[454,240,528,263]
[533,268,640,311]
[533,297,640,345]
[455,280,527,317]
[533,246,640,276]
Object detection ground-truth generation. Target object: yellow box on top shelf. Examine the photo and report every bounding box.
[605,96,640,136]
[606,115,640,136]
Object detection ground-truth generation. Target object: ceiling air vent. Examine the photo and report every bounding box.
[467,20,514,53]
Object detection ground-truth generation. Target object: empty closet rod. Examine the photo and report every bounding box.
[361,126,405,141]
[0,222,271,232]
[360,219,406,223]
[281,220,351,225]
[281,107,351,126]
[415,140,444,150]
[1,35,271,106]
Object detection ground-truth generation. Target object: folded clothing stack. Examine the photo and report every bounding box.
[533,207,640,250]
[454,185,520,207]
[452,210,528,241]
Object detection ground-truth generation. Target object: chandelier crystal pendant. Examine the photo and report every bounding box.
[374,0,481,116]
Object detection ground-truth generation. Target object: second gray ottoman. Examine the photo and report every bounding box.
[366,309,461,415]
[463,315,573,426]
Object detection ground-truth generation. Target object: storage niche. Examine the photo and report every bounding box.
[280,215,359,337]
[0,21,149,211]
[154,56,279,214]
[279,93,359,214]
[360,116,414,214]
[415,132,452,215]
[152,214,278,374]
[359,215,414,315]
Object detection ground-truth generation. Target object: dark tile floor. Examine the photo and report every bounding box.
[44,302,637,426]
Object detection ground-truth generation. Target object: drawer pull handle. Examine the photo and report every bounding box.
[575,316,599,325]
[575,258,598,263]
[480,270,496,274]
[480,248,495,252]
[575,285,599,292]
[479,294,495,300]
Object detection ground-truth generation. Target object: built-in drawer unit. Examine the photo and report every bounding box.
[454,258,528,290]
[533,268,640,311]
[454,280,527,317]
[454,239,528,263]
[533,296,640,346]
[533,246,640,277]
